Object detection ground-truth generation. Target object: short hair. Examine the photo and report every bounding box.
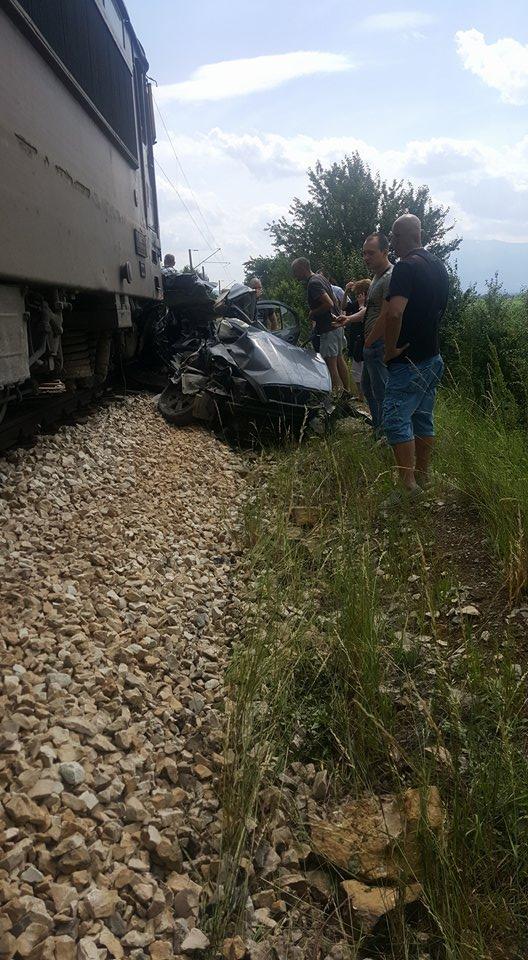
[163,253,176,267]
[352,279,372,296]
[291,257,311,271]
[364,232,390,253]
[248,277,262,289]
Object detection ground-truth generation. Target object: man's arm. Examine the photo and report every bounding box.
[384,296,408,362]
[309,291,334,319]
[332,306,366,328]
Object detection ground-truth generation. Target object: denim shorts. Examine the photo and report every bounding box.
[383,355,444,445]
[319,327,345,358]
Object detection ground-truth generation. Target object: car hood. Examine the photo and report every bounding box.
[223,329,331,393]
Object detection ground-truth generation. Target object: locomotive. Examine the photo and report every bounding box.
[0,0,162,422]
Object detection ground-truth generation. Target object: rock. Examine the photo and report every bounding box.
[222,937,248,959]
[20,866,45,884]
[28,779,64,800]
[48,672,73,689]
[14,923,50,957]
[341,879,423,933]
[141,825,163,850]
[460,605,480,617]
[167,875,202,918]
[193,764,213,781]
[253,908,276,930]
[49,884,78,913]
[0,398,247,960]
[122,930,153,949]
[98,927,125,959]
[54,936,77,960]
[148,943,173,960]
[4,793,50,829]
[124,797,149,823]
[153,838,182,871]
[311,770,328,802]
[85,888,119,919]
[78,790,99,812]
[0,933,16,957]
[311,787,444,882]
[0,837,32,872]
[78,937,101,960]
[180,928,210,953]
[59,763,86,787]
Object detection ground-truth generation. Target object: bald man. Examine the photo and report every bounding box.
[382,214,449,498]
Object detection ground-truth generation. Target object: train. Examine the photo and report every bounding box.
[0,0,163,424]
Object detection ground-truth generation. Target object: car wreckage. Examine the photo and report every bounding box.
[154,272,367,438]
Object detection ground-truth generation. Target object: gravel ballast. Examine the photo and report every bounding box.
[0,396,248,959]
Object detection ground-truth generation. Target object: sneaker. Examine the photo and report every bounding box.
[380,486,424,511]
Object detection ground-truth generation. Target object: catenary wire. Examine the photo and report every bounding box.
[154,158,215,252]
[153,96,219,251]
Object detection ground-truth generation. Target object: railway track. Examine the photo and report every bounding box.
[0,386,118,453]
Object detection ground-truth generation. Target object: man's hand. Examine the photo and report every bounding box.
[331,314,348,328]
[384,343,409,364]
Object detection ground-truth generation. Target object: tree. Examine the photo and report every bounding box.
[268,153,461,285]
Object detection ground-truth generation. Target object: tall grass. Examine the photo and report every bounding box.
[218,396,528,958]
[436,394,528,597]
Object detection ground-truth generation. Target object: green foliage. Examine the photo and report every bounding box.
[268,153,461,282]
[442,276,528,425]
[437,395,528,597]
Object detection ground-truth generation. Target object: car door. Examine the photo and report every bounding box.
[256,301,301,344]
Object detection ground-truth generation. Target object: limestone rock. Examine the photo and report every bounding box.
[341,879,423,933]
[78,937,100,960]
[85,888,119,919]
[180,928,210,953]
[59,763,86,787]
[222,936,248,959]
[311,787,444,882]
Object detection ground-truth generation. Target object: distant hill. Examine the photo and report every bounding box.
[455,239,527,295]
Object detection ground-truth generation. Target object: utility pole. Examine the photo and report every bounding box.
[188,249,194,272]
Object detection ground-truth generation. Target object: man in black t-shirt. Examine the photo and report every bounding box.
[383,214,449,497]
[292,257,353,393]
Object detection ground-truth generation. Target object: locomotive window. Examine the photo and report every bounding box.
[17,0,137,160]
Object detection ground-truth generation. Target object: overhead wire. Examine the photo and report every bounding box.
[153,96,218,251]
[154,158,214,252]
[152,94,236,286]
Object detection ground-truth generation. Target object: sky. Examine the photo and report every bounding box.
[126,0,528,292]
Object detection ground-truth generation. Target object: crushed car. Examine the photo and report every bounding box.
[155,272,368,439]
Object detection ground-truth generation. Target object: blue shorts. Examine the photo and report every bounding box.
[383,355,444,446]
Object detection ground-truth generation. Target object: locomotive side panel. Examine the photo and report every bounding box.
[0,3,162,302]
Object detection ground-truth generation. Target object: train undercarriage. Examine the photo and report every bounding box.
[0,282,156,442]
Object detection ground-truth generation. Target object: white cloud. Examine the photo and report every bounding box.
[361,11,435,34]
[153,126,528,289]
[455,29,528,105]
[157,51,353,103]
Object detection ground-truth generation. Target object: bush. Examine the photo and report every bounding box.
[442,276,528,425]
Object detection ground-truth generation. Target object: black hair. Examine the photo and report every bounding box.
[365,232,390,253]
